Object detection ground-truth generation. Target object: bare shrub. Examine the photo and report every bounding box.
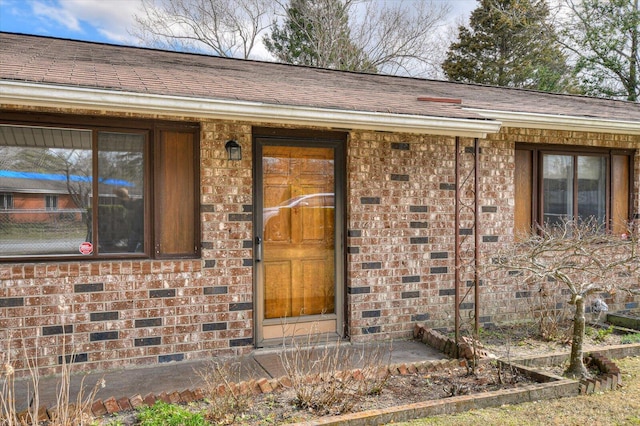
[48,365,105,425]
[1,335,104,426]
[197,360,252,425]
[528,280,572,342]
[278,330,391,415]
[1,337,40,426]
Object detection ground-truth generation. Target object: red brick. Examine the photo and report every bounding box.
[193,388,205,400]
[117,397,133,411]
[169,391,182,403]
[91,400,108,416]
[278,376,292,388]
[179,389,195,403]
[129,394,144,408]
[143,393,157,406]
[103,397,120,414]
[18,406,49,423]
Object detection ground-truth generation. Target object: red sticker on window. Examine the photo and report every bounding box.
[79,242,93,255]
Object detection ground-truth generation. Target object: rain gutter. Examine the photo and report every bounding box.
[465,108,640,135]
[1,81,501,138]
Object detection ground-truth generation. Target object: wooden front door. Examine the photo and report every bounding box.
[255,137,344,344]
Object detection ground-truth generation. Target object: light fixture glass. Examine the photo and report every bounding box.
[225,140,242,161]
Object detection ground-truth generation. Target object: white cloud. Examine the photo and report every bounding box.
[31,0,82,32]
[29,0,145,43]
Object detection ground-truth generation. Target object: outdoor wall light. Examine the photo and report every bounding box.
[225,139,242,161]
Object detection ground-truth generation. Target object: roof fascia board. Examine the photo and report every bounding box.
[466,108,640,135]
[1,81,500,138]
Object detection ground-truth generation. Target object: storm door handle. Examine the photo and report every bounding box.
[255,236,263,262]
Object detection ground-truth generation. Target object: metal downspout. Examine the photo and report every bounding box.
[474,138,480,334]
[454,136,461,343]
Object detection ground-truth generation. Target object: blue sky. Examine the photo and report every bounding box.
[0,0,144,45]
[0,0,477,49]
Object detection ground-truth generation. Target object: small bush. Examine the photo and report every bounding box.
[137,401,207,426]
[592,325,614,343]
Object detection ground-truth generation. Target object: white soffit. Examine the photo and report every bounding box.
[466,108,640,136]
[1,81,500,138]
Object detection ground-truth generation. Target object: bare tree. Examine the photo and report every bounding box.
[267,0,451,76]
[493,219,640,378]
[130,0,275,58]
[351,0,451,77]
[133,0,451,77]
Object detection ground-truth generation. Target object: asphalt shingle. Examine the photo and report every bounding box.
[1,32,639,123]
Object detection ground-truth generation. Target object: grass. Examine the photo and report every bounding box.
[397,356,640,426]
[136,401,208,426]
[621,333,640,344]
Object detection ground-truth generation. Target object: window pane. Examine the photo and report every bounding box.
[0,125,92,256]
[577,156,606,225]
[98,132,145,253]
[543,154,573,225]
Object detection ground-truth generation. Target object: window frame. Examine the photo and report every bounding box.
[0,112,200,262]
[515,143,634,235]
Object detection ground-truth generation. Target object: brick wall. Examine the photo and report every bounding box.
[480,128,640,324]
[0,116,257,376]
[347,132,461,340]
[2,108,639,375]
[345,127,640,340]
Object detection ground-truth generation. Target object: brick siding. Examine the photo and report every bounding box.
[1,108,639,375]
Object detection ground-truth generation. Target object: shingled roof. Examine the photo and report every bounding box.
[1,32,639,136]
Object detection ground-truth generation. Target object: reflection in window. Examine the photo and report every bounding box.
[45,195,58,210]
[542,153,606,226]
[0,124,146,257]
[0,125,93,256]
[543,154,573,225]
[577,156,606,224]
[98,132,145,253]
[0,193,13,210]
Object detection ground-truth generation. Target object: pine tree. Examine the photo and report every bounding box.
[264,0,375,72]
[442,0,574,92]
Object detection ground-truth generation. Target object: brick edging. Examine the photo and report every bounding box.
[579,352,622,394]
[413,324,489,359]
[88,358,466,416]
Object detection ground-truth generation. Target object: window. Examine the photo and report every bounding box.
[0,116,199,260]
[0,194,13,210]
[45,195,59,211]
[542,154,607,226]
[515,144,633,237]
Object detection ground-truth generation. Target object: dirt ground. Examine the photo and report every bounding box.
[233,361,534,425]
